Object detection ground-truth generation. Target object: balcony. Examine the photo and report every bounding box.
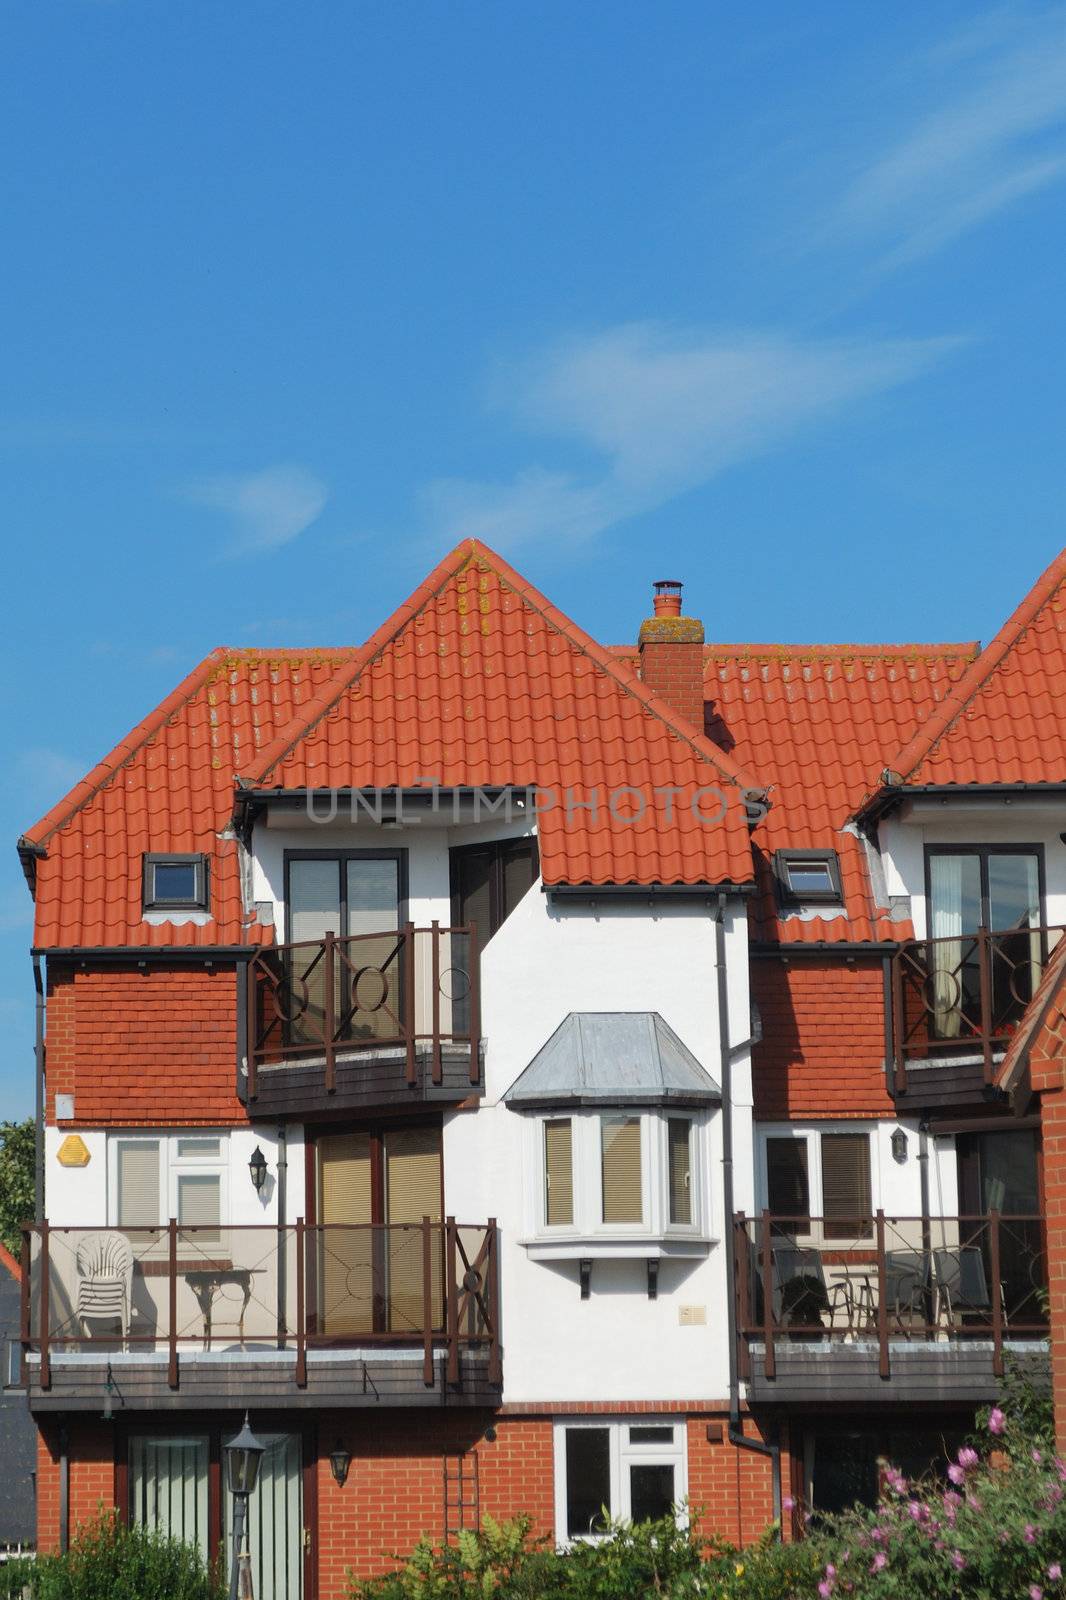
[889,924,1063,1109]
[244,924,481,1115]
[734,1211,1049,1407]
[19,1219,501,1412]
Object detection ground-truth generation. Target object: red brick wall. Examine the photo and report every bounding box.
[752,956,892,1119]
[1039,1087,1066,1450]
[639,639,706,730]
[36,1420,117,1554]
[46,964,246,1126]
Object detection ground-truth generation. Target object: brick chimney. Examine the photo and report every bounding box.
[638,580,706,730]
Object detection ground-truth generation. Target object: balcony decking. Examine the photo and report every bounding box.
[734,1212,1049,1406]
[242,924,483,1116]
[20,1219,501,1412]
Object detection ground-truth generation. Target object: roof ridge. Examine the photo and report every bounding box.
[243,538,767,795]
[882,545,1066,785]
[19,648,231,851]
[703,641,979,659]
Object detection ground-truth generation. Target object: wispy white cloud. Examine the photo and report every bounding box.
[833,7,1066,268]
[185,464,328,555]
[419,323,960,550]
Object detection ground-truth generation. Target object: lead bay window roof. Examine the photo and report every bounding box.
[503,1012,720,1109]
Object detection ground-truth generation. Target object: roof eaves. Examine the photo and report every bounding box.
[19,647,231,850]
[881,548,1066,785]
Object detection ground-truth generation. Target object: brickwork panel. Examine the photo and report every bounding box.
[752,957,892,1119]
[47,965,245,1126]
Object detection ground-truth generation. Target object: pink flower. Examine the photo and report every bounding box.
[947,1464,966,1486]
[1030,1588,1043,1600]
[1025,1524,1038,1545]
[987,1407,1006,1435]
[908,1501,924,1520]
[826,1565,837,1579]
[783,1495,795,1513]
[870,1553,887,1572]
[951,1551,966,1571]
[957,1446,979,1471]
[1049,1564,1062,1581]
[1033,1449,1044,1463]
[818,1584,832,1599]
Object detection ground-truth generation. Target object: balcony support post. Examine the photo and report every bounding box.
[735,1213,751,1383]
[431,922,442,1086]
[404,922,416,1086]
[978,927,994,1083]
[760,1209,775,1382]
[467,923,481,1085]
[323,930,337,1095]
[295,1218,307,1388]
[168,1218,178,1389]
[445,1217,460,1386]
[422,1216,434,1387]
[39,1220,50,1391]
[875,1210,890,1380]
[487,1217,502,1388]
[990,1209,1004,1378]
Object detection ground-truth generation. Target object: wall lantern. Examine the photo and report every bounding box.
[225,1414,266,1600]
[248,1146,268,1194]
[329,1442,352,1489]
[891,1127,908,1164]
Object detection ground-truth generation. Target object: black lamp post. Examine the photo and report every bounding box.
[248,1146,268,1194]
[225,1413,265,1600]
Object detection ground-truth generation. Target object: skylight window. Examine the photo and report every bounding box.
[773,849,842,906]
[142,853,209,912]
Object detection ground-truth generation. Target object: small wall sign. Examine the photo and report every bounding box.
[57,1134,90,1168]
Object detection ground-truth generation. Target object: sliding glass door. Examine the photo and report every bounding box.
[286,851,405,1047]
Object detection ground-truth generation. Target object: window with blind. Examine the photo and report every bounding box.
[765,1138,810,1222]
[117,1142,161,1230]
[111,1135,229,1238]
[821,1133,872,1240]
[601,1116,643,1224]
[544,1120,574,1226]
[667,1120,692,1226]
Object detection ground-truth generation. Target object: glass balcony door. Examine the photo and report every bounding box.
[285,851,405,1048]
[926,847,1042,1040]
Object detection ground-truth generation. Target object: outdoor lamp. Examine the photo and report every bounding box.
[225,1412,266,1497]
[891,1127,908,1164]
[248,1146,268,1194]
[329,1442,352,1489]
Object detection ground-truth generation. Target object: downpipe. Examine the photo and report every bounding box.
[715,895,783,1531]
[33,954,45,1222]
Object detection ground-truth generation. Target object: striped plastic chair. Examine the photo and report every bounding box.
[75,1231,134,1338]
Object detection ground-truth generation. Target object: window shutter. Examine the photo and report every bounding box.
[544,1120,574,1226]
[384,1127,442,1224]
[765,1138,809,1221]
[117,1143,161,1229]
[177,1175,221,1230]
[667,1120,692,1225]
[601,1116,643,1224]
[821,1133,871,1239]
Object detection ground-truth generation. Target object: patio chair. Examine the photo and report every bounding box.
[75,1230,134,1338]
[772,1245,850,1332]
[932,1246,1001,1332]
[883,1250,929,1335]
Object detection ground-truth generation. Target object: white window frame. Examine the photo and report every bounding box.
[553,1417,688,1544]
[756,1123,880,1244]
[526,1109,710,1248]
[108,1132,230,1231]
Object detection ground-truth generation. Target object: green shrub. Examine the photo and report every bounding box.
[1,1512,224,1600]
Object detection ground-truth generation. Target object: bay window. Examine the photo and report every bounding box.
[529,1109,708,1250]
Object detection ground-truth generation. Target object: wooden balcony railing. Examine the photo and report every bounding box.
[890,924,1063,1090]
[246,923,480,1097]
[733,1212,1047,1385]
[21,1219,501,1394]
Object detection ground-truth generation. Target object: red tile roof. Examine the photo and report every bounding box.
[21,647,360,948]
[701,642,978,942]
[881,548,1066,789]
[20,541,763,950]
[240,540,763,891]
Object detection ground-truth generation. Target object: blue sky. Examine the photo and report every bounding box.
[3,1,1066,1115]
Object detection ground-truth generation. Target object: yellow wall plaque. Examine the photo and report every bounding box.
[57,1134,90,1168]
